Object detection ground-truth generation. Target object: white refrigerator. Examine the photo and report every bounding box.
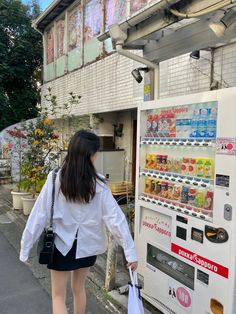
[94,150,125,181]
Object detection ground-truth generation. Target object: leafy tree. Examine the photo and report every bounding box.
[0,0,42,131]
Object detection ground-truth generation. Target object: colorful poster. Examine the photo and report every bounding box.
[216,137,236,155]
[130,0,152,14]
[105,0,126,30]
[46,27,54,64]
[68,7,81,51]
[56,19,65,58]
[84,0,101,42]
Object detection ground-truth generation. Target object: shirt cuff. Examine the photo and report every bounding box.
[19,250,29,262]
[124,248,138,263]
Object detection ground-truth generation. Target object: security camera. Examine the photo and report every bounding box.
[131,67,150,83]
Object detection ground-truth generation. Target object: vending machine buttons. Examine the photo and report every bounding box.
[205,226,229,243]
[224,204,232,221]
[176,215,188,224]
[176,226,187,240]
[191,228,204,243]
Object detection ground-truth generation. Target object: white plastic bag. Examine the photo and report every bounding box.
[128,267,145,314]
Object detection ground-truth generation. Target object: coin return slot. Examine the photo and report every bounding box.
[210,299,223,314]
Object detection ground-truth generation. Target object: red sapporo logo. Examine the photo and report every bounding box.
[171,243,229,279]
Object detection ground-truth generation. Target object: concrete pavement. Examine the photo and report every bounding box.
[0,231,52,314]
[0,185,161,314]
[0,186,113,314]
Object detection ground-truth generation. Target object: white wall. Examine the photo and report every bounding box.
[159,43,236,98]
[41,53,143,117]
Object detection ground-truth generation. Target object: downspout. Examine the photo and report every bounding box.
[109,24,158,69]
[109,24,160,99]
[116,42,160,98]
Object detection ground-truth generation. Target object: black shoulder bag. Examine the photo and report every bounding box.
[37,168,59,265]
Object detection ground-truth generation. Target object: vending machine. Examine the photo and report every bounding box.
[135,87,236,314]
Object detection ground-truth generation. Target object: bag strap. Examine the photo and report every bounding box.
[49,168,59,229]
[129,267,142,299]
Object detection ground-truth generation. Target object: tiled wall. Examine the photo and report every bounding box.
[159,43,236,98]
[42,52,143,117]
[42,43,236,117]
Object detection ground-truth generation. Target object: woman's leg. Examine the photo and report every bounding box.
[51,270,70,314]
[71,267,90,314]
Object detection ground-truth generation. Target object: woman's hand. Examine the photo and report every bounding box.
[23,260,31,267]
[127,261,138,271]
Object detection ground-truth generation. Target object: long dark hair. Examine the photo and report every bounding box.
[60,130,105,203]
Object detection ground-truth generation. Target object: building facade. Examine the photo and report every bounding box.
[34,0,236,182]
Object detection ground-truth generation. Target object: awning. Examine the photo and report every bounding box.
[98,0,236,63]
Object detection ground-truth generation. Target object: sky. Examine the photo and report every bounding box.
[22,0,53,11]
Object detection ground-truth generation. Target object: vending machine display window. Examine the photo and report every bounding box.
[147,244,195,290]
[139,101,217,222]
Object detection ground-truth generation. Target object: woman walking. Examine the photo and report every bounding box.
[20,130,138,314]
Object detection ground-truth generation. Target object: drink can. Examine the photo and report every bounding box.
[168,183,174,199]
[145,154,152,169]
[181,186,189,203]
[150,179,156,194]
[195,189,205,208]
[188,158,196,177]
[145,178,151,193]
[172,184,181,201]
[204,191,213,210]
[156,155,163,171]
[188,187,196,205]
[155,181,162,195]
[160,181,168,198]
[161,155,168,172]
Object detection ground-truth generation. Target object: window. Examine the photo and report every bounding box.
[46,27,54,64]
[105,0,126,30]
[84,0,101,42]
[56,19,65,58]
[68,7,81,51]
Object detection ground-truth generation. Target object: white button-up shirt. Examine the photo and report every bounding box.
[20,170,137,263]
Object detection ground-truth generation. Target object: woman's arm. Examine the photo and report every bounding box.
[102,187,138,267]
[19,172,52,262]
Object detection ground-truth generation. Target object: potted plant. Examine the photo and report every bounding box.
[6,126,32,210]
[20,114,59,215]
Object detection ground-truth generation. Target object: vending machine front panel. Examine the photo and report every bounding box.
[135,87,236,314]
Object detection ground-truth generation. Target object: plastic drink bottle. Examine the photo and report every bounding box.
[181,112,192,138]
[196,159,204,177]
[204,159,213,179]
[146,114,153,137]
[207,107,217,138]
[190,108,199,138]
[198,108,208,138]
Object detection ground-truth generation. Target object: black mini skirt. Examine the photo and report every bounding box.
[47,239,97,271]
